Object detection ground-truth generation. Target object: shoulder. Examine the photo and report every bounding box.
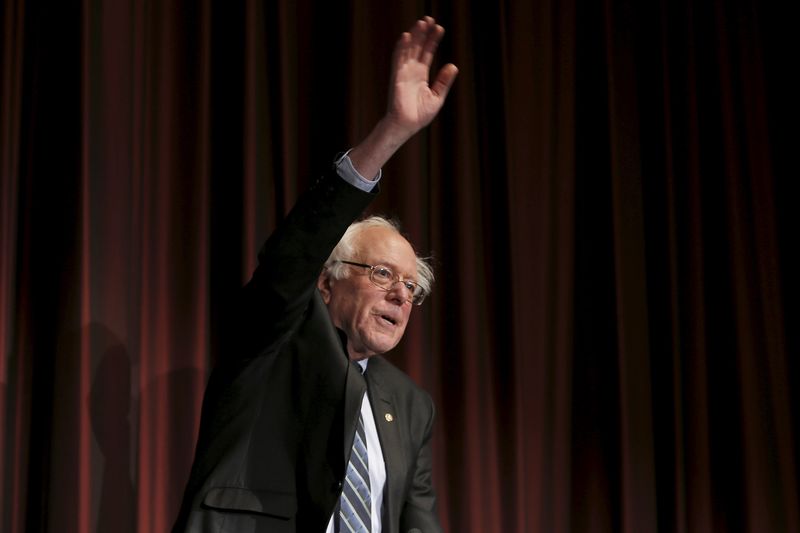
[366,356,434,415]
[367,356,424,389]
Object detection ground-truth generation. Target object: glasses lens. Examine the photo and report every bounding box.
[370,266,394,287]
[368,265,426,305]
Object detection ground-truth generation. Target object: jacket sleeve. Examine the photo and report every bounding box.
[227,167,376,364]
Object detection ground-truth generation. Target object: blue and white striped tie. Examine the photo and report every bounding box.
[339,403,371,532]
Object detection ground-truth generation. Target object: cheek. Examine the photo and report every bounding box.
[328,294,356,330]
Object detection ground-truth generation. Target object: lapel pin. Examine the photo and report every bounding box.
[384,413,394,422]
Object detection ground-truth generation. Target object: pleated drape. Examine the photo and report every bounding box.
[1,0,796,532]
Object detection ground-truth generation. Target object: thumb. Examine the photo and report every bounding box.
[430,63,459,98]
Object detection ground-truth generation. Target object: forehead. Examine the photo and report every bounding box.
[354,226,418,276]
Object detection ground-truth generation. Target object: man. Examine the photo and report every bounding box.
[173,16,458,533]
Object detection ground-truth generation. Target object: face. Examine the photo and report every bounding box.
[317,226,419,361]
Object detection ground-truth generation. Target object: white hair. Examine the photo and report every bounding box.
[322,216,434,295]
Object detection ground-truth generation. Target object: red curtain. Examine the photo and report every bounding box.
[1,0,797,532]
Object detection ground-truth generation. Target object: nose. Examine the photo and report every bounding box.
[386,281,411,305]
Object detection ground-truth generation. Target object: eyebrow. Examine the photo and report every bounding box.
[370,260,418,282]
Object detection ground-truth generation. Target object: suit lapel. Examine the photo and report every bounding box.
[343,360,367,461]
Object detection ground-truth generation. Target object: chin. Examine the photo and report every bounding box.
[365,338,400,357]
[364,329,403,351]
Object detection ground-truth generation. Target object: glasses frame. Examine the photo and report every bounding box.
[337,260,426,305]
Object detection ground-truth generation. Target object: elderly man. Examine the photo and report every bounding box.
[173,16,458,533]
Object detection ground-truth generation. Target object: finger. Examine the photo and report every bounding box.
[407,18,430,61]
[392,31,412,74]
[430,63,459,98]
[419,24,444,67]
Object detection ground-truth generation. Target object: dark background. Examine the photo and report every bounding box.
[1,0,797,531]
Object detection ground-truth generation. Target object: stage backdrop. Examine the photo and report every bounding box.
[1,0,797,532]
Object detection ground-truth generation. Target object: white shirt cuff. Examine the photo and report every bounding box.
[335,150,382,193]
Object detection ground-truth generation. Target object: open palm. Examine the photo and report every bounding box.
[387,17,459,133]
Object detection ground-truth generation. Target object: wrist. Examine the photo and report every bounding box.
[373,115,416,149]
[348,117,415,179]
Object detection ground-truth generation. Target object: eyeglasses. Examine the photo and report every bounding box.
[338,260,427,305]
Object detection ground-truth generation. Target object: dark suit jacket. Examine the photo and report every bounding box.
[172,168,442,533]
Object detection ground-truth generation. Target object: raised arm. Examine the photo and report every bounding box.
[348,16,458,179]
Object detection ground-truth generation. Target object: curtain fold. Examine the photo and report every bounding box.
[1,0,796,532]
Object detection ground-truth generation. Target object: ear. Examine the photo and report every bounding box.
[317,272,332,304]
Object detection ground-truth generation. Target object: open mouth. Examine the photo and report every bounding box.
[379,314,398,326]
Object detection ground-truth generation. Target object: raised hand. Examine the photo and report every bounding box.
[348,16,458,179]
[386,17,459,135]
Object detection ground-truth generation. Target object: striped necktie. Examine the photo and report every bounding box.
[339,378,371,532]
